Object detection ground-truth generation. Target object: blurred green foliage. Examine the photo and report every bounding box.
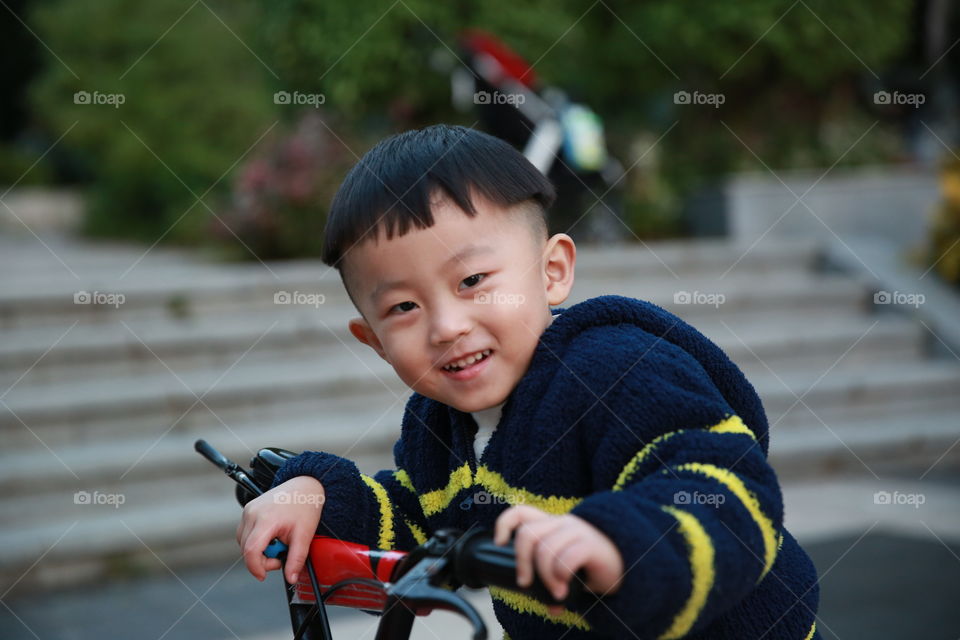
[0,145,54,187]
[28,0,275,242]
[257,0,912,235]
[24,0,914,246]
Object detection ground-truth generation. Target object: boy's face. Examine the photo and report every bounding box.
[343,196,575,413]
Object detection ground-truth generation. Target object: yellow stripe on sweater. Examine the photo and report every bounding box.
[671,462,779,580]
[419,463,474,516]
[416,464,582,517]
[803,620,817,640]
[360,475,395,550]
[394,469,417,494]
[614,430,684,490]
[475,466,582,514]
[613,416,755,491]
[706,415,755,438]
[489,587,591,631]
[658,505,715,640]
[404,519,427,545]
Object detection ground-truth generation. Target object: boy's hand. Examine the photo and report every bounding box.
[236,475,325,584]
[494,505,623,615]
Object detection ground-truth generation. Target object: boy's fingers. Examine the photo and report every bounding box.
[237,516,251,551]
[513,518,560,588]
[493,508,518,545]
[553,542,591,596]
[535,528,581,599]
[246,541,284,580]
[242,540,268,581]
[534,542,562,598]
[237,502,262,551]
[284,529,309,584]
[263,558,282,573]
[242,526,276,581]
[494,505,545,545]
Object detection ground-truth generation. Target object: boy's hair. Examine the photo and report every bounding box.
[322,125,556,274]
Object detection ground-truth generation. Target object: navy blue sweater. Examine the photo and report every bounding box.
[273,295,820,639]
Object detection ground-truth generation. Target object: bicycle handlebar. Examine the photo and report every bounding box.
[293,528,593,613]
[451,528,592,607]
[195,439,599,640]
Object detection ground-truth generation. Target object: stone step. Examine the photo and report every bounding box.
[1,269,869,371]
[573,271,869,318]
[694,313,924,374]
[0,239,821,329]
[1,236,818,294]
[0,263,350,330]
[567,237,820,278]
[0,344,404,435]
[769,408,960,480]
[0,430,400,529]
[0,306,360,388]
[0,292,918,393]
[756,360,960,427]
[4,357,956,504]
[0,449,395,593]
[1,322,947,450]
[0,230,194,276]
[0,394,408,499]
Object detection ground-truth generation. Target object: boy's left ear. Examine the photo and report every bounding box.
[542,233,576,306]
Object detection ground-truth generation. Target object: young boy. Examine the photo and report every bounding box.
[237,125,821,639]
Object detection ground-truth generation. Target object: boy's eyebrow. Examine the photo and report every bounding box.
[369,244,494,304]
[442,243,494,268]
[370,279,410,305]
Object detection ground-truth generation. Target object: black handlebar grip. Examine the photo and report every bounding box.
[194,439,231,470]
[453,530,595,609]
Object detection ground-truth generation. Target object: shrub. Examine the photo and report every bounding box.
[212,110,355,259]
[28,0,276,243]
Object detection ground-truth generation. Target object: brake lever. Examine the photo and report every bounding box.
[386,555,487,640]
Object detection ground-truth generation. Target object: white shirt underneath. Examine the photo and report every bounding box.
[470,401,504,460]
[470,313,560,460]
[469,313,560,460]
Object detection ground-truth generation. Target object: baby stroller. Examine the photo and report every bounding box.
[447,29,626,242]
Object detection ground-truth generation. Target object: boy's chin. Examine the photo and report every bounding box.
[442,392,508,414]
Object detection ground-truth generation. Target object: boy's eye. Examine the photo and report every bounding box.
[459,273,486,290]
[390,301,418,314]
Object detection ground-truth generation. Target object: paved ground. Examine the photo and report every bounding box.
[0,557,499,640]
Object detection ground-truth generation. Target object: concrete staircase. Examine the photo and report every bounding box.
[2,233,958,593]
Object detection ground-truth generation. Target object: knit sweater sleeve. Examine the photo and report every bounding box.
[566,329,783,639]
[270,436,430,552]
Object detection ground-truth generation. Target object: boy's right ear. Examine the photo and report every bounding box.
[348,317,389,361]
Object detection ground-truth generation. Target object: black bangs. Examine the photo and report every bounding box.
[321,124,555,267]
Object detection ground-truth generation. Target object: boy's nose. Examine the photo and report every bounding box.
[429,305,473,346]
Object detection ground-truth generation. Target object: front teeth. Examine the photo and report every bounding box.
[444,349,492,371]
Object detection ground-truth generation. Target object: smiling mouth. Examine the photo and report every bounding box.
[442,349,493,372]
